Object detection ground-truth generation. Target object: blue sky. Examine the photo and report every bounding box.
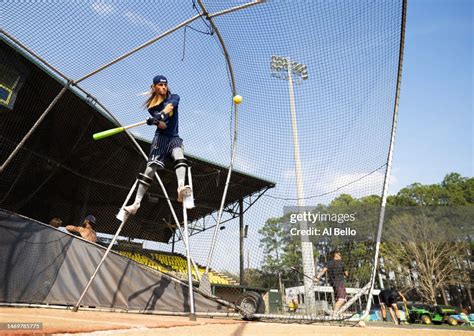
[390,0,472,193]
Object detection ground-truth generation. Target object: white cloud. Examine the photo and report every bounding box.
[328,170,389,197]
[123,10,160,33]
[91,1,114,15]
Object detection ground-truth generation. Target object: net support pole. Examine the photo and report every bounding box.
[239,198,245,285]
[360,0,407,320]
[182,202,196,320]
[287,58,317,315]
[0,82,70,174]
[153,171,201,280]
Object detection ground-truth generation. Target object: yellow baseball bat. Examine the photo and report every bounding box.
[93,120,147,141]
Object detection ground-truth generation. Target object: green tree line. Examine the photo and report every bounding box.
[251,173,472,309]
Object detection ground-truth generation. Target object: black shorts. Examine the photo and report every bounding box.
[379,289,398,305]
[148,134,183,168]
[332,283,347,300]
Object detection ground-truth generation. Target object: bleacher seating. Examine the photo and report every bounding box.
[150,252,237,285]
[116,249,237,285]
[117,251,169,273]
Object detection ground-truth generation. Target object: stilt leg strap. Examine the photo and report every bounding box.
[138,173,153,187]
[174,158,190,170]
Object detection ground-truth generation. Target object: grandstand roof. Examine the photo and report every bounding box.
[0,35,275,243]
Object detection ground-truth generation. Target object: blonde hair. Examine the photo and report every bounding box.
[143,85,171,109]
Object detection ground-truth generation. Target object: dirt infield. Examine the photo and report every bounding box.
[0,307,472,336]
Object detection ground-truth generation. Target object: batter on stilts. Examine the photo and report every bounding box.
[123,75,192,216]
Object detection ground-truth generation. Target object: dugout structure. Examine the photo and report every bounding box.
[1,0,406,322]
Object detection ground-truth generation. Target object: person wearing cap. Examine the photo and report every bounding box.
[124,75,191,216]
[66,215,97,243]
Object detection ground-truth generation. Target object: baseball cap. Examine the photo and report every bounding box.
[153,75,168,85]
[85,215,96,225]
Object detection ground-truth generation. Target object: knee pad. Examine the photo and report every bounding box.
[174,158,189,171]
[138,173,153,187]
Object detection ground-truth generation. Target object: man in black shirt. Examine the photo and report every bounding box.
[379,288,407,325]
[315,250,348,314]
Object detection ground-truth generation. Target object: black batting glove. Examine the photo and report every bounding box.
[146,117,158,126]
[156,112,166,121]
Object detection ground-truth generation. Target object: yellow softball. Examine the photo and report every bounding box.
[233,95,243,104]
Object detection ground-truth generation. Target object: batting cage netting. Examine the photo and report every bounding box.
[0,0,406,321]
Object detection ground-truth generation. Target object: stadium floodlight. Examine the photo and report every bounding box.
[270,55,316,314]
[271,56,308,83]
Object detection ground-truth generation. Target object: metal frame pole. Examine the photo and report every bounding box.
[72,215,130,312]
[182,204,196,320]
[286,58,317,314]
[361,0,407,320]
[154,171,201,280]
[239,198,245,285]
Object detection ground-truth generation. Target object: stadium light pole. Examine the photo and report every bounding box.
[270,56,316,314]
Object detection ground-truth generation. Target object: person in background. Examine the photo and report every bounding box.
[49,218,62,228]
[66,215,97,243]
[49,217,68,233]
[379,288,408,325]
[315,250,348,314]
